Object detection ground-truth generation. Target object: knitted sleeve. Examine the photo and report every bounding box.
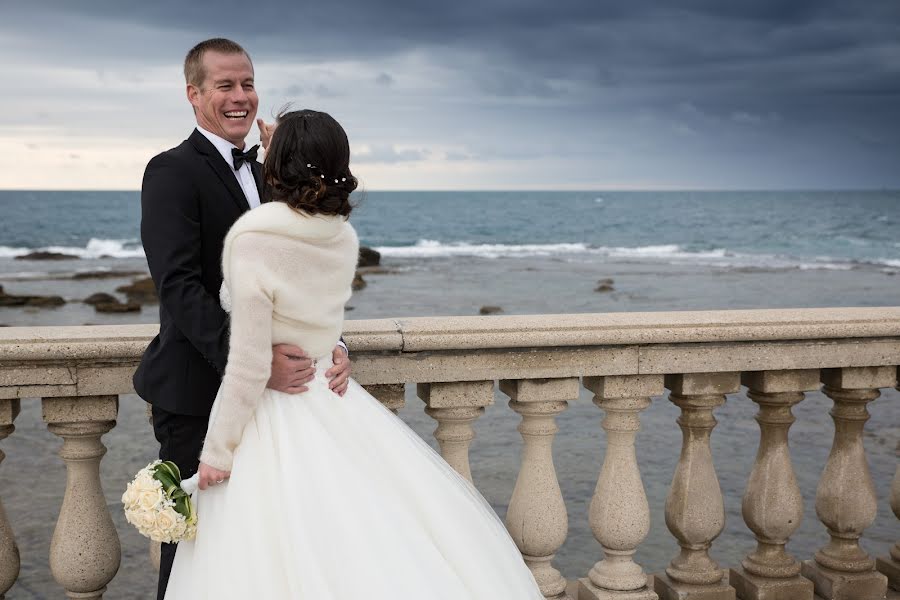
[199,233,273,471]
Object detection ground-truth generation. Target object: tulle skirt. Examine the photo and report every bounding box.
[164,356,543,599]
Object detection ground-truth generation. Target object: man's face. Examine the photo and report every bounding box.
[187,51,258,147]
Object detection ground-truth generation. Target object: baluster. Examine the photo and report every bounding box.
[801,367,895,599]
[655,372,739,600]
[579,375,662,600]
[500,377,574,599]
[0,399,20,599]
[43,395,121,599]
[875,369,900,591]
[729,370,817,600]
[364,383,406,414]
[417,381,493,483]
[876,465,900,590]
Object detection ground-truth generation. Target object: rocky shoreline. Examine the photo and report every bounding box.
[0,246,395,316]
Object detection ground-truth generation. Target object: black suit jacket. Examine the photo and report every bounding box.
[134,129,264,416]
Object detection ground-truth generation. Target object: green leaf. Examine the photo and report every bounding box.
[174,495,191,519]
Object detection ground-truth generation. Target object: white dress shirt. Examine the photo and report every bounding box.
[197,126,262,209]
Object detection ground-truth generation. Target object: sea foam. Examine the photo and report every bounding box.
[0,238,145,259]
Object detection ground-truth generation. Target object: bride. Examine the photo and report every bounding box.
[163,109,544,599]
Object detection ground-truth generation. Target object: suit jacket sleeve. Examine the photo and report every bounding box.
[141,153,230,373]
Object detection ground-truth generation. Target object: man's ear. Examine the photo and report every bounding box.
[186,84,200,110]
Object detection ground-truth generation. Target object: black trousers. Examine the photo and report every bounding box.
[151,405,209,600]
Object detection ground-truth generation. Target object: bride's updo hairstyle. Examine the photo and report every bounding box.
[263,109,358,217]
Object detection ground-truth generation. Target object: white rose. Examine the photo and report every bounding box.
[137,488,164,511]
[122,483,141,509]
[170,516,188,540]
[134,509,157,533]
[155,507,178,532]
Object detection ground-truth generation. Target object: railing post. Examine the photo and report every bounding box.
[729,370,817,600]
[579,375,662,600]
[500,377,574,599]
[876,464,900,591]
[876,368,900,591]
[0,399,20,600]
[417,381,493,484]
[42,395,121,600]
[800,366,895,600]
[364,383,406,414]
[655,372,739,600]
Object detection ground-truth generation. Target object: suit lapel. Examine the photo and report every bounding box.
[251,160,264,202]
[189,129,251,213]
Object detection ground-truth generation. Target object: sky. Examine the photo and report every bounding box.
[1,0,899,190]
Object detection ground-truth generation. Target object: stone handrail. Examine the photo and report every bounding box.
[0,307,898,599]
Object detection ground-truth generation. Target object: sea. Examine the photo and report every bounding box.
[0,190,898,598]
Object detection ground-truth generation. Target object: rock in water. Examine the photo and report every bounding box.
[0,285,66,307]
[73,270,146,280]
[116,277,158,304]
[595,278,615,292]
[352,273,367,291]
[479,305,503,315]
[358,246,381,267]
[84,292,118,306]
[95,301,141,313]
[25,296,65,307]
[15,251,80,260]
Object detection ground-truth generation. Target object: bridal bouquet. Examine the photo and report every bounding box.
[122,460,198,543]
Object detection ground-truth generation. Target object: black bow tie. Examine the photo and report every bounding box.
[231,144,259,170]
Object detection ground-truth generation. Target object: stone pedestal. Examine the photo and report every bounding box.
[418,381,493,484]
[728,568,813,600]
[579,375,662,600]
[655,373,739,600]
[875,431,900,591]
[653,574,734,600]
[0,399,20,600]
[501,377,575,599]
[43,395,120,600]
[802,367,894,600]
[801,561,887,600]
[729,370,818,600]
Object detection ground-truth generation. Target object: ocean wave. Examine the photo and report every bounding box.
[375,240,592,258]
[0,238,145,259]
[373,240,899,271]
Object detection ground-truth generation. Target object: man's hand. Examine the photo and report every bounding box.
[257,118,276,150]
[267,344,314,394]
[326,345,351,396]
[198,462,230,491]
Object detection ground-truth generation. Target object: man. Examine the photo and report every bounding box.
[133,38,351,600]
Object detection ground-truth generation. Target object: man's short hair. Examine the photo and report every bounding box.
[184,38,251,88]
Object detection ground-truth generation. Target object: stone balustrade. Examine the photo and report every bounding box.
[0,307,899,599]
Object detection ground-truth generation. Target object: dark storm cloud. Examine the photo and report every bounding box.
[7,0,898,105]
[3,0,899,187]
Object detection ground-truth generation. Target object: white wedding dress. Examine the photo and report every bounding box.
[164,354,544,599]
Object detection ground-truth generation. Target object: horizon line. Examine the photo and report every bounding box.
[1,187,899,194]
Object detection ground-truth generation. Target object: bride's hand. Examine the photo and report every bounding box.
[198,462,231,490]
[257,118,276,150]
